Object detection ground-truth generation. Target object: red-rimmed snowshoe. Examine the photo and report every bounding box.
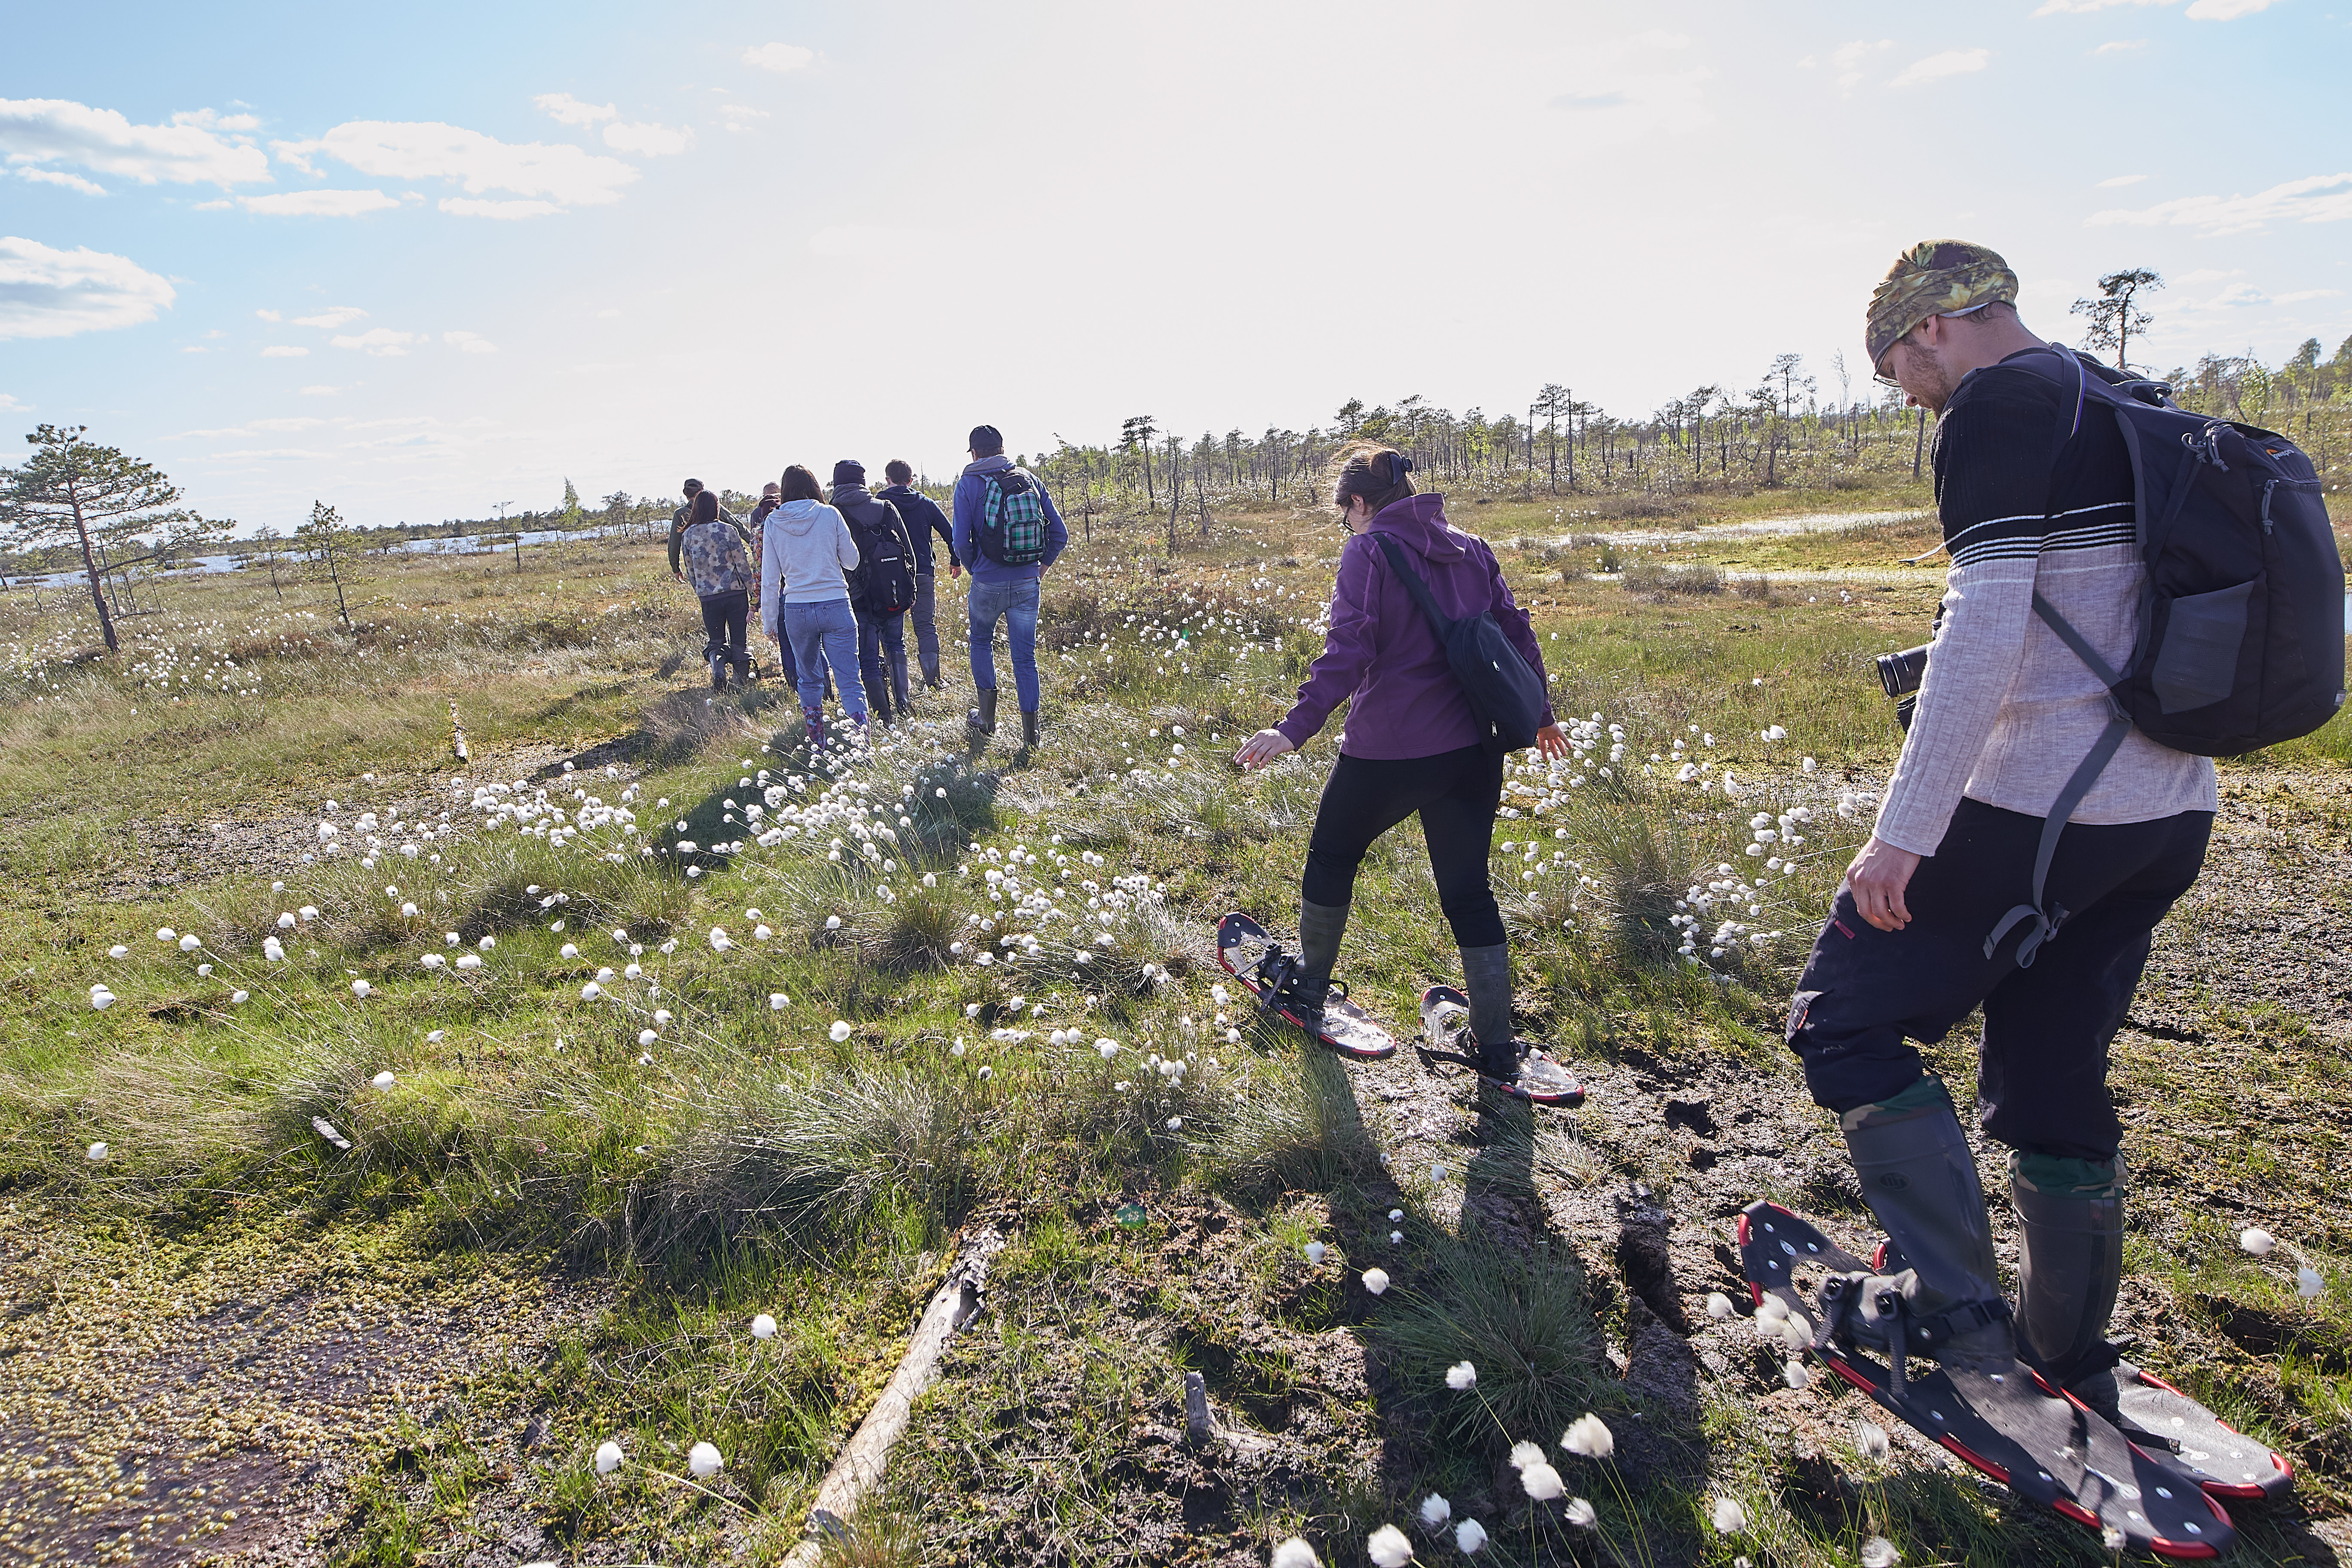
[1740,1201,2233,1559]
[1215,912,1393,1061]
[1414,985,1585,1107]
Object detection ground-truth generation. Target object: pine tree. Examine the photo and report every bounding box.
[0,424,202,653]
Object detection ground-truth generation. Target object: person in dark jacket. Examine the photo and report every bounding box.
[878,458,958,689]
[1235,443,1574,1097]
[831,459,916,723]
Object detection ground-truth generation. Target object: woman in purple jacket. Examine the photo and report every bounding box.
[1236,444,1575,1098]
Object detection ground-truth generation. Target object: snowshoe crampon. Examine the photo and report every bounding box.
[1739,1201,2234,1559]
[1414,986,1585,1107]
[1215,912,1394,1061]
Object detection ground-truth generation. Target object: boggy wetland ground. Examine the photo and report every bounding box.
[0,484,2346,1567]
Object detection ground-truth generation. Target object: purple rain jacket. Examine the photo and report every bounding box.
[1275,493,1557,760]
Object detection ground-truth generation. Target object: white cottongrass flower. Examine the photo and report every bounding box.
[351,980,372,998]
[1430,1162,1449,1183]
[178,933,201,952]
[420,952,445,970]
[1453,1517,1488,1553]
[1565,1497,1597,1529]
[594,1439,623,1474]
[2299,1267,2324,1297]
[1445,1361,1476,1390]
[263,936,285,962]
[89,984,115,1010]
[980,1066,995,1081]
[1361,1268,1390,1295]
[1164,1116,1182,1131]
[86,1142,109,1162]
[1417,1492,1451,1526]
[372,1071,396,1091]
[825,914,842,930]
[1519,1461,1565,1501]
[1784,1360,1810,1390]
[580,982,601,1001]
[1366,1524,1414,1566]
[1710,1496,1748,1534]
[1860,1537,1901,1568]
[639,1030,659,1048]
[2240,1227,2276,1256]
[653,1009,672,1025]
[560,943,580,959]
[456,953,481,970]
[1303,1241,1326,1266]
[752,1313,777,1339]
[1706,1292,1734,1319]
[108,944,129,959]
[1269,1540,1319,1568]
[230,990,248,1004]
[1853,1420,1891,1461]
[1561,1413,1614,1459]
[1097,1038,1120,1059]
[157,927,175,943]
[687,1441,723,1478]
[478,935,496,950]
[1508,1441,1545,1471]
[829,1020,853,1042]
[277,913,297,929]
[2102,1525,2127,1552]
[769,992,788,1011]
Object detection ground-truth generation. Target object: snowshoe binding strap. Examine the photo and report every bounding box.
[1816,1270,2011,1404]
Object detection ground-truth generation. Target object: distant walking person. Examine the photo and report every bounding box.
[877,459,958,689]
[831,460,919,724]
[667,478,739,580]
[1234,443,1580,1103]
[951,424,1067,748]
[760,464,869,746]
[677,490,756,689]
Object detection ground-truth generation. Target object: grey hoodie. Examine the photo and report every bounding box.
[759,499,859,637]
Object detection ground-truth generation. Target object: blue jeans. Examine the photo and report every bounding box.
[783,598,867,720]
[856,606,910,720]
[967,575,1041,712]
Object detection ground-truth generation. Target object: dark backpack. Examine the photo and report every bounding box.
[844,501,918,614]
[1372,533,1548,755]
[1979,346,2346,964]
[976,469,1048,566]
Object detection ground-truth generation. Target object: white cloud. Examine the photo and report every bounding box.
[719,105,770,131]
[260,344,309,357]
[2274,288,2343,303]
[250,416,327,432]
[239,188,401,217]
[2175,268,2243,284]
[0,393,33,412]
[2089,172,2352,235]
[1828,39,1894,89]
[1543,32,1714,143]
[331,327,425,355]
[254,308,281,322]
[173,108,261,133]
[193,199,232,210]
[0,98,272,186]
[534,92,616,127]
[274,121,639,208]
[0,235,176,340]
[292,306,368,328]
[299,384,339,396]
[444,330,497,353]
[2098,173,2148,187]
[2034,0,2280,15]
[17,166,107,195]
[439,197,564,219]
[1890,49,1991,87]
[602,121,693,156]
[743,42,815,73]
[2094,38,2151,51]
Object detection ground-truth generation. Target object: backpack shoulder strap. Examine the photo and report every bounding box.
[1371,533,1452,634]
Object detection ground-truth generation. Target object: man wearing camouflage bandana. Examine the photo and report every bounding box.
[1777,239,2248,1486]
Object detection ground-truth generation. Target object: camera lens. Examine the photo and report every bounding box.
[1875,645,1931,700]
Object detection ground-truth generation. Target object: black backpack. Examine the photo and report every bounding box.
[1981,346,2345,965]
[844,501,918,614]
[1373,533,1548,755]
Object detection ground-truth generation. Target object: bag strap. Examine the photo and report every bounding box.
[1371,533,1454,637]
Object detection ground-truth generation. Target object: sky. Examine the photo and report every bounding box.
[3,0,2348,533]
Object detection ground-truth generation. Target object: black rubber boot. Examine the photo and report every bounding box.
[710,652,727,691]
[1841,1081,2013,1369]
[1296,899,1348,998]
[2012,1156,2127,1408]
[1022,708,1041,749]
[967,686,998,737]
[1459,943,1518,1078]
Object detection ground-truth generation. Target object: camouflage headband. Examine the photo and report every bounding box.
[1866,240,2018,367]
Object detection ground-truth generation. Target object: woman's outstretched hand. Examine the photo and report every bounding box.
[1535,723,1569,761]
[1234,729,1295,770]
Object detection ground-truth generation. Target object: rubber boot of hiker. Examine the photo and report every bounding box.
[1275,898,1348,1032]
[968,686,998,738]
[1841,1078,2014,1370]
[803,709,825,750]
[710,652,727,691]
[1459,943,1520,1078]
[733,650,752,687]
[2012,1154,2127,1415]
[1022,708,1042,749]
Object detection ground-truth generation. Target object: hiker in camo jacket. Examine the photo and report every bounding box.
[678,489,756,690]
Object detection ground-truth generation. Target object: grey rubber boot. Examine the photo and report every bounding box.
[1841,1082,2012,1366]
[966,686,998,737]
[1295,900,1349,996]
[1459,944,1518,1075]
[2012,1156,2126,1403]
[1022,708,1042,749]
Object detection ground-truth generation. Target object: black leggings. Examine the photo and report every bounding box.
[700,589,749,671]
[1303,744,1506,948]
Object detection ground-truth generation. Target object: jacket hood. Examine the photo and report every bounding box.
[961,454,1014,478]
[1365,492,1467,560]
[833,484,875,509]
[776,498,831,534]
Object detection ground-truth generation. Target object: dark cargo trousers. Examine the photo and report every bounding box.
[1787,798,2211,1162]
